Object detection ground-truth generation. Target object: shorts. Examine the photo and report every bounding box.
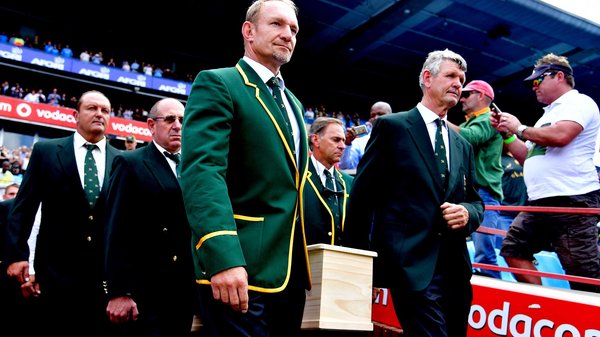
[500,190,600,289]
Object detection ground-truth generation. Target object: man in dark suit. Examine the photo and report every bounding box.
[5,90,119,337]
[180,1,310,336]
[343,49,484,337]
[104,98,196,337]
[303,117,353,246]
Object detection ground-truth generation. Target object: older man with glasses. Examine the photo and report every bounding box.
[491,53,600,293]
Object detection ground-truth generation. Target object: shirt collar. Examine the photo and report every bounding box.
[153,141,179,156]
[310,155,334,179]
[417,102,446,125]
[465,107,491,121]
[74,132,106,153]
[243,56,286,90]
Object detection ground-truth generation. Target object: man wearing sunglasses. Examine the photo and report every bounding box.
[491,53,600,292]
[104,98,197,336]
[447,80,504,279]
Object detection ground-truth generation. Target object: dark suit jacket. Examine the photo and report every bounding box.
[104,143,195,315]
[180,58,310,291]
[303,158,353,245]
[344,107,483,291]
[4,135,119,296]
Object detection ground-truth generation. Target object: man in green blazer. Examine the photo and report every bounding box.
[180,1,310,336]
[303,117,353,246]
[344,49,484,337]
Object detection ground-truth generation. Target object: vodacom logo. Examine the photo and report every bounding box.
[16,102,32,118]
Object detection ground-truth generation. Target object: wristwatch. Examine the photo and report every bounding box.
[516,125,529,140]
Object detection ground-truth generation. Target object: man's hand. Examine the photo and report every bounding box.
[344,128,357,145]
[20,274,40,297]
[210,266,249,313]
[7,261,29,284]
[106,296,139,324]
[440,202,469,230]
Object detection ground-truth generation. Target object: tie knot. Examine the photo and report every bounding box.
[435,118,444,128]
[85,143,97,152]
[164,151,180,164]
[267,77,281,90]
[323,169,332,178]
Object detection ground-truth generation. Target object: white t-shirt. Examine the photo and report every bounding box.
[523,89,600,200]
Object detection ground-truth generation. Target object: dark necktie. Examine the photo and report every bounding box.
[84,144,100,208]
[323,169,342,242]
[434,118,448,187]
[164,151,181,178]
[266,77,293,141]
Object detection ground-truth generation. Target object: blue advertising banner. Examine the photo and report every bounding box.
[0,42,191,96]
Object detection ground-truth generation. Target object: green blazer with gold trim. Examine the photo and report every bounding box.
[302,158,353,246]
[180,59,310,292]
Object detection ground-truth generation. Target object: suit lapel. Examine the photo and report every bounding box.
[56,135,84,196]
[143,143,180,192]
[235,60,296,166]
[445,129,464,198]
[404,108,445,191]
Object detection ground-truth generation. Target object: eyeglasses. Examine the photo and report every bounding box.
[531,72,556,88]
[460,91,479,99]
[154,115,183,124]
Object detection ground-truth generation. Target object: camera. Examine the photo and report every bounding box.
[352,124,368,136]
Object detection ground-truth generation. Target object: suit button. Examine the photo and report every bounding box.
[88,215,94,221]
[327,232,332,237]
[87,236,92,242]
[172,255,177,262]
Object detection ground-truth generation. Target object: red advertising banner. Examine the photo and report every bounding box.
[0,95,152,142]
[372,276,600,336]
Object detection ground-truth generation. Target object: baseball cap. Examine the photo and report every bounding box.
[125,135,136,142]
[462,80,494,100]
[523,63,573,81]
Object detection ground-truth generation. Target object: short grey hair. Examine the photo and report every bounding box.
[309,117,344,150]
[246,0,298,23]
[419,49,467,89]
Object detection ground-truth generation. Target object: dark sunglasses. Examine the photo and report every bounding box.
[154,115,184,124]
[531,72,556,88]
[460,91,479,99]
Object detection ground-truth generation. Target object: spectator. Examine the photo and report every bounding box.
[104,98,195,336]
[60,44,73,58]
[23,88,39,103]
[492,53,600,292]
[179,0,310,336]
[106,58,116,67]
[447,80,504,278]
[47,88,61,106]
[80,49,91,62]
[344,49,483,337]
[1,81,10,95]
[2,182,19,201]
[153,67,163,78]
[124,135,137,151]
[131,60,140,72]
[5,90,120,337]
[91,51,103,64]
[338,101,392,170]
[122,60,131,72]
[304,117,353,246]
[0,160,14,184]
[10,163,23,185]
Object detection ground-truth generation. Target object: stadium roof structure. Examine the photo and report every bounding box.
[2,0,599,123]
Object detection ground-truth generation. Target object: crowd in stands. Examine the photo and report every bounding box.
[0,31,195,83]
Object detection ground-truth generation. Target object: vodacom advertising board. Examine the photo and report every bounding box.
[0,95,152,142]
[372,276,600,336]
